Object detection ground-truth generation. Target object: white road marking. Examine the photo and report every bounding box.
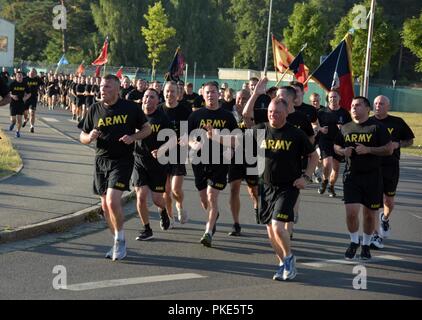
[410,214,422,220]
[301,255,403,268]
[42,117,60,123]
[64,273,206,291]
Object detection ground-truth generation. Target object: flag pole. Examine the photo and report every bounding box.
[184,63,188,85]
[362,0,376,97]
[275,69,290,87]
[263,0,273,76]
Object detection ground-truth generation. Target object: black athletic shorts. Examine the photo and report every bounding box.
[10,102,24,116]
[77,95,85,107]
[132,157,167,193]
[382,163,400,197]
[260,183,300,224]
[167,163,187,176]
[192,163,229,191]
[319,138,344,162]
[228,163,259,186]
[24,97,37,111]
[93,156,134,195]
[343,169,383,210]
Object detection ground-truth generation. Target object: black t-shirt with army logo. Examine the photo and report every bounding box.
[335,117,391,174]
[188,107,238,164]
[295,102,318,123]
[82,98,148,159]
[25,76,43,99]
[135,108,173,161]
[254,94,271,109]
[120,86,134,100]
[9,80,30,106]
[193,95,205,110]
[252,122,315,186]
[318,107,352,142]
[370,115,415,165]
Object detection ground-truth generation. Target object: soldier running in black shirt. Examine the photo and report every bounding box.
[369,95,415,249]
[187,81,239,247]
[334,96,392,261]
[243,86,318,280]
[80,74,151,261]
[133,88,177,241]
[9,71,31,137]
[24,69,43,133]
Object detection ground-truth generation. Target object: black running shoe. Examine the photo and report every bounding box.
[360,245,371,260]
[328,185,336,197]
[345,241,360,260]
[136,229,154,241]
[200,232,212,247]
[30,127,34,133]
[228,223,241,236]
[159,209,170,230]
[22,120,27,128]
[212,212,220,236]
[318,180,328,194]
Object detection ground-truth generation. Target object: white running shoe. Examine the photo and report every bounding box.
[177,208,189,224]
[112,239,127,261]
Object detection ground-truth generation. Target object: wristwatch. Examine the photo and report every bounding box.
[302,174,312,184]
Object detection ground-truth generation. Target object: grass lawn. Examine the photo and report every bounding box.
[389,112,422,157]
[0,129,22,179]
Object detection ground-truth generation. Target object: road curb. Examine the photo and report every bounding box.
[0,163,24,182]
[0,191,135,245]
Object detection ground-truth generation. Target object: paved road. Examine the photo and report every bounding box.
[0,105,421,301]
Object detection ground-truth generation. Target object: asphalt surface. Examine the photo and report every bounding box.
[0,105,421,302]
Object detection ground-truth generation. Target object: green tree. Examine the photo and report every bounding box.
[283,1,331,72]
[332,0,400,81]
[230,0,294,70]
[91,0,147,66]
[44,0,98,64]
[169,0,235,73]
[402,11,422,72]
[1,0,54,62]
[141,1,176,79]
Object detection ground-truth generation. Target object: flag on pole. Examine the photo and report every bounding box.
[94,65,101,78]
[288,51,309,91]
[309,33,354,110]
[165,47,185,82]
[272,35,295,80]
[134,68,142,80]
[76,61,85,76]
[57,54,69,66]
[92,36,109,66]
[115,66,123,80]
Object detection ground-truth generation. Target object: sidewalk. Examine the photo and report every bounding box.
[0,107,131,243]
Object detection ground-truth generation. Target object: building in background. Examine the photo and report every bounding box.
[0,18,15,67]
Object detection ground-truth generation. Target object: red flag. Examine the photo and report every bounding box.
[288,51,309,91]
[116,66,123,80]
[165,47,185,81]
[94,65,101,78]
[76,62,85,76]
[311,33,354,110]
[92,37,109,66]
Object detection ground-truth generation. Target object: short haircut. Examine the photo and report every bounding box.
[249,77,259,82]
[353,96,371,108]
[103,74,120,84]
[271,97,288,109]
[309,92,320,99]
[279,86,297,100]
[237,89,251,99]
[186,82,193,88]
[266,86,278,95]
[289,81,304,92]
[145,88,160,97]
[204,81,219,90]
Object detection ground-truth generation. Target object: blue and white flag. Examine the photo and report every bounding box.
[57,54,69,66]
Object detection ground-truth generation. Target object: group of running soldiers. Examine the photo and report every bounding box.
[0,70,414,281]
